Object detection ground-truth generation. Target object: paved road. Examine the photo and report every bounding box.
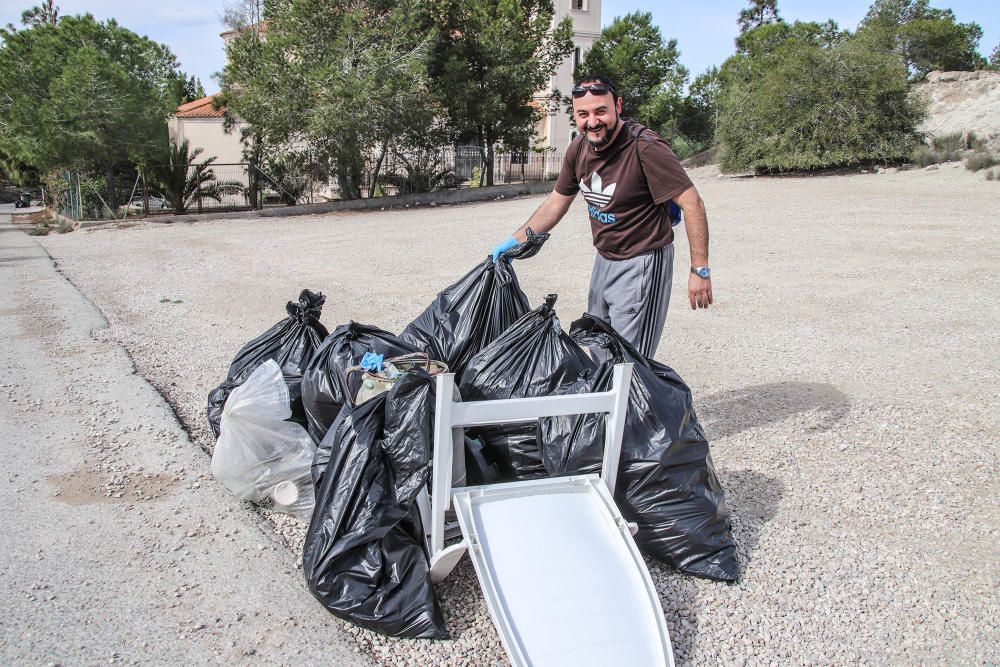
[0,216,373,666]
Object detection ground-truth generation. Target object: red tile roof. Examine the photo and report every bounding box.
[176,95,226,118]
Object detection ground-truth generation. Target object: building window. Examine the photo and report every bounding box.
[572,0,587,10]
[574,47,580,71]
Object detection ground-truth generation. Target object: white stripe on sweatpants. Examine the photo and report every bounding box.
[586,244,674,358]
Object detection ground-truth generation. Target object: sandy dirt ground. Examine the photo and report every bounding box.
[32,162,1000,666]
[0,216,372,666]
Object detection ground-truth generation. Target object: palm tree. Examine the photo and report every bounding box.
[146,139,243,214]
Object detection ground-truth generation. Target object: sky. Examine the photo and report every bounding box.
[0,0,997,93]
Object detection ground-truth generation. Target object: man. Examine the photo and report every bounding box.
[491,75,712,358]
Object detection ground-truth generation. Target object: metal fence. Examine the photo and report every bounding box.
[59,148,565,221]
[367,147,564,196]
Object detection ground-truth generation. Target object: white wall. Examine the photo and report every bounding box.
[168,117,246,165]
[534,0,602,155]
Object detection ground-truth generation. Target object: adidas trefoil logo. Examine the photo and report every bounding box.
[579,172,616,209]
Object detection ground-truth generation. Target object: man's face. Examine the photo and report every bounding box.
[573,90,622,149]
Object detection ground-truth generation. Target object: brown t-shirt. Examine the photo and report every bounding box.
[554,119,693,260]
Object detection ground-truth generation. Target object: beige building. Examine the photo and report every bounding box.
[534,0,602,155]
[167,95,246,165]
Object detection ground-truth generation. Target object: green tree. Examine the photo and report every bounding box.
[0,12,182,207]
[990,43,1000,70]
[718,21,924,172]
[574,11,687,138]
[425,0,573,186]
[0,149,39,186]
[20,0,59,27]
[172,75,206,105]
[737,0,781,34]
[676,66,722,147]
[858,0,985,79]
[220,0,432,199]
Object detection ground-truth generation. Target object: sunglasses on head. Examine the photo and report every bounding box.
[571,83,617,98]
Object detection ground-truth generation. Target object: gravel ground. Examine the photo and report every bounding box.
[37,163,1000,665]
[0,217,370,666]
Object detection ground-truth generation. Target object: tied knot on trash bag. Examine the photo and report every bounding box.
[286,289,326,324]
[206,288,328,439]
[539,294,565,334]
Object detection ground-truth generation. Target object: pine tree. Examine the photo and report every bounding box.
[737,0,780,34]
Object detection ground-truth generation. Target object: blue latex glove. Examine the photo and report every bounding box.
[359,351,384,372]
[491,235,518,263]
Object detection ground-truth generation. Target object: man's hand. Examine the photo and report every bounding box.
[491,236,518,263]
[689,274,713,309]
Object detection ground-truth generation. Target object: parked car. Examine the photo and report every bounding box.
[124,196,168,212]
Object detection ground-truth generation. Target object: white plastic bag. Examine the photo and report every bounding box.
[211,360,317,520]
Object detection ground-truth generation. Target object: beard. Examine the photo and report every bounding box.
[584,116,618,148]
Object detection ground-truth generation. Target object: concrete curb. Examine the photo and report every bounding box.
[125,181,555,225]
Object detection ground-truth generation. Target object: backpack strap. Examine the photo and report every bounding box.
[633,126,683,226]
[570,134,586,182]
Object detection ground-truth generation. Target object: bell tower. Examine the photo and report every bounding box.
[534,0,602,155]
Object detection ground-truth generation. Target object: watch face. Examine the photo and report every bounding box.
[697,267,710,278]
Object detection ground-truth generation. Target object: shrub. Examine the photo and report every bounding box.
[42,170,70,213]
[718,22,924,172]
[913,145,962,166]
[931,133,965,152]
[967,132,988,152]
[912,146,939,167]
[933,132,986,152]
[966,154,999,172]
[467,166,483,188]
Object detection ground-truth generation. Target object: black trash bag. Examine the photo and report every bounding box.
[301,322,418,444]
[207,290,329,438]
[303,370,446,639]
[311,402,349,490]
[459,295,598,480]
[400,229,548,377]
[568,314,739,582]
[464,436,500,486]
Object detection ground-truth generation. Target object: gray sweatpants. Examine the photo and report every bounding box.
[587,244,674,358]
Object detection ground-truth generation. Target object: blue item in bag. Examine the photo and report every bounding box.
[359,352,384,372]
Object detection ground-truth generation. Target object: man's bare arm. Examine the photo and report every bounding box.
[674,185,713,309]
[675,185,708,265]
[513,191,576,242]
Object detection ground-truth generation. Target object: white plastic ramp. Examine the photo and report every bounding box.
[420,364,675,667]
[452,476,675,667]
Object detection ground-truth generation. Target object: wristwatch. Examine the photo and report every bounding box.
[691,266,711,279]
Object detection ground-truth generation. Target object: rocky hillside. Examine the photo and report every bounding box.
[912,70,1000,150]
